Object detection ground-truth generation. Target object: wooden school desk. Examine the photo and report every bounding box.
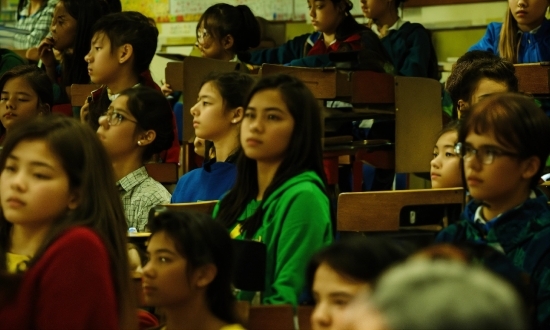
[514,62,550,96]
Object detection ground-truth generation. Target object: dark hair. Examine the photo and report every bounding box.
[148,210,238,324]
[435,120,460,144]
[306,236,409,288]
[458,93,550,189]
[215,74,328,238]
[446,51,518,118]
[330,0,368,42]
[60,0,110,87]
[105,0,121,13]
[197,4,260,62]
[0,65,53,136]
[118,87,174,162]
[0,115,135,329]
[91,11,159,75]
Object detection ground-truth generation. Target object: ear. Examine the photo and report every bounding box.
[138,130,156,147]
[118,43,134,64]
[39,103,50,115]
[222,34,234,51]
[67,188,81,210]
[457,99,468,118]
[520,155,540,182]
[194,263,218,289]
[230,106,244,124]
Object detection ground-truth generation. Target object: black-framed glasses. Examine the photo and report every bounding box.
[196,28,210,45]
[101,107,137,126]
[454,142,519,165]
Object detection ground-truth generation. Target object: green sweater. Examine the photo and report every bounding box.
[0,49,26,76]
[214,171,333,305]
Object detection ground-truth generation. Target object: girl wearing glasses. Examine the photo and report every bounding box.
[97,87,174,232]
[436,93,550,328]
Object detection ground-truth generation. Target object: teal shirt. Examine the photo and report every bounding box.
[214,171,333,305]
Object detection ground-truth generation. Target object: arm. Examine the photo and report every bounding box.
[397,27,434,77]
[249,33,311,65]
[468,23,500,54]
[35,228,119,329]
[263,188,333,305]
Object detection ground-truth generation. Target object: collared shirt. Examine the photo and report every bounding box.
[370,18,406,37]
[117,166,171,232]
[14,0,57,49]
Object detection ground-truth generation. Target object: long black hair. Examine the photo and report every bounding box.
[215,74,328,238]
[331,0,368,41]
[148,210,238,324]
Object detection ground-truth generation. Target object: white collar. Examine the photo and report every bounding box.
[370,18,406,37]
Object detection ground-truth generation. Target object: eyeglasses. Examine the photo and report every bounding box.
[454,142,519,165]
[101,107,137,126]
[196,28,210,45]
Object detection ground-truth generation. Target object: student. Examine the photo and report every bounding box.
[97,87,174,232]
[469,0,550,63]
[0,49,27,76]
[436,93,550,328]
[14,0,57,49]
[249,0,367,67]
[171,72,254,203]
[307,236,408,330]
[143,210,244,330]
[430,121,462,189]
[161,3,260,96]
[361,0,439,79]
[0,65,53,143]
[37,0,110,104]
[446,50,518,119]
[84,11,180,163]
[213,74,333,305]
[0,116,135,329]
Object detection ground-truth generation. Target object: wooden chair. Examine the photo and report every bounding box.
[161,200,218,215]
[514,63,550,95]
[247,305,295,330]
[297,305,314,330]
[337,188,465,232]
[69,83,100,107]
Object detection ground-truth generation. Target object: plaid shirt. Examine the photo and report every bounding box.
[14,0,57,49]
[117,166,171,232]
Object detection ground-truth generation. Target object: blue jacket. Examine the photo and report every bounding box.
[171,160,236,203]
[469,20,550,63]
[436,191,550,329]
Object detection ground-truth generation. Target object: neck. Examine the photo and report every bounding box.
[107,71,140,95]
[482,186,532,221]
[163,297,227,330]
[220,51,236,62]
[517,17,545,33]
[373,11,399,31]
[212,128,239,162]
[256,160,282,200]
[28,0,43,14]
[112,153,143,181]
[9,223,52,256]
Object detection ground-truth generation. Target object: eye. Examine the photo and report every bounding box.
[33,173,51,180]
[267,114,280,121]
[95,47,101,51]
[432,151,439,159]
[0,97,7,102]
[159,256,171,263]
[445,152,456,157]
[3,165,16,173]
[244,111,254,118]
[202,101,210,106]
[17,98,29,102]
[333,298,350,307]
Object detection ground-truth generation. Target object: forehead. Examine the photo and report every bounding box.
[464,129,501,146]
[313,263,369,292]
[9,139,60,165]
[2,77,38,96]
[110,95,128,109]
[91,32,110,44]
[147,231,178,253]
[54,1,70,16]
[472,78,509,99]
[436,131,458,147]
[199,81,221,98]
[248,89,290,113]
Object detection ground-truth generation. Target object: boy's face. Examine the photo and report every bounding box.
[458,78,509,118]
[84,32,121,86]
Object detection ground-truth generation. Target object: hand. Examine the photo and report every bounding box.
[161,82,173,97]
[80,99,90,123]
[38,37,56,67]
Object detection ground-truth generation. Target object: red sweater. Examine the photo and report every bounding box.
[0,227,119,329]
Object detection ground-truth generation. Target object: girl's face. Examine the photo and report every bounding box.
[97,95,140,160]
[509,0,549,31]
[311,263,371,330]
[142,231,198,308]
[360,0,388,20]
[430,131,462,189]
[84,32,121,86]
[0,139,79,228]
[190,82,236,141]
[463,130,532,205]
[0,77,46,132]
[196,23,226,60]
[241,89,295,165]
[308,0,345,34]
[50,1,77,51]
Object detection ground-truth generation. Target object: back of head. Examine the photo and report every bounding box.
[148,210,236,323]
[307,236,409,288]
[331,0,367,41]
[61,0,110,85]
[197,4,260,56]
[0,64,53,110]
[458,93,550,188]
[446,51,518,117]
[92,11,159,74]
[371,259,527,330]
[119,87,174,161]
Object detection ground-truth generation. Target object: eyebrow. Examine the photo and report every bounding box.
[1,91,32,96]
[146,248,177,255]
[7,155,55,170]
[246,107,286,113]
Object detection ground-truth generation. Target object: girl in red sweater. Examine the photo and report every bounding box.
[0,116,136,329]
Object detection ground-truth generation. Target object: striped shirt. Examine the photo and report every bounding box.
[14,0,57,49]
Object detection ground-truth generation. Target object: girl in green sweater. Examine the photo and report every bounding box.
[214,74,333,305]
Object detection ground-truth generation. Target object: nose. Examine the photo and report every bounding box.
[190,102,199,116]
[517,0,527,7]
[430,155,441,169]
[9,171,27,192]
[309,5,316,18]
[142,260,155,279]
[5,96,15,109]
[98,114,109,129]
[311,303,331,329]
[247,116,263,133]
[84,51,91,63]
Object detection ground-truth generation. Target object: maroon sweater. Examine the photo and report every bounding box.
[0,227,119,329]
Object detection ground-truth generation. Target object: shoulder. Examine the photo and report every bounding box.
[41,227,108,261]
[136,176,171,200]
[486,22,503,34]
[52,227,104,249]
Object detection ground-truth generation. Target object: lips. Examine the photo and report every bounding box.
[142,284,156,295]
[245,138,262,147]
[516,10,527,16]
[467,176,482,186]
[3,112,15,119]
[6,197,25,208]
[430,173,440,180]
[193,120,199,128]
